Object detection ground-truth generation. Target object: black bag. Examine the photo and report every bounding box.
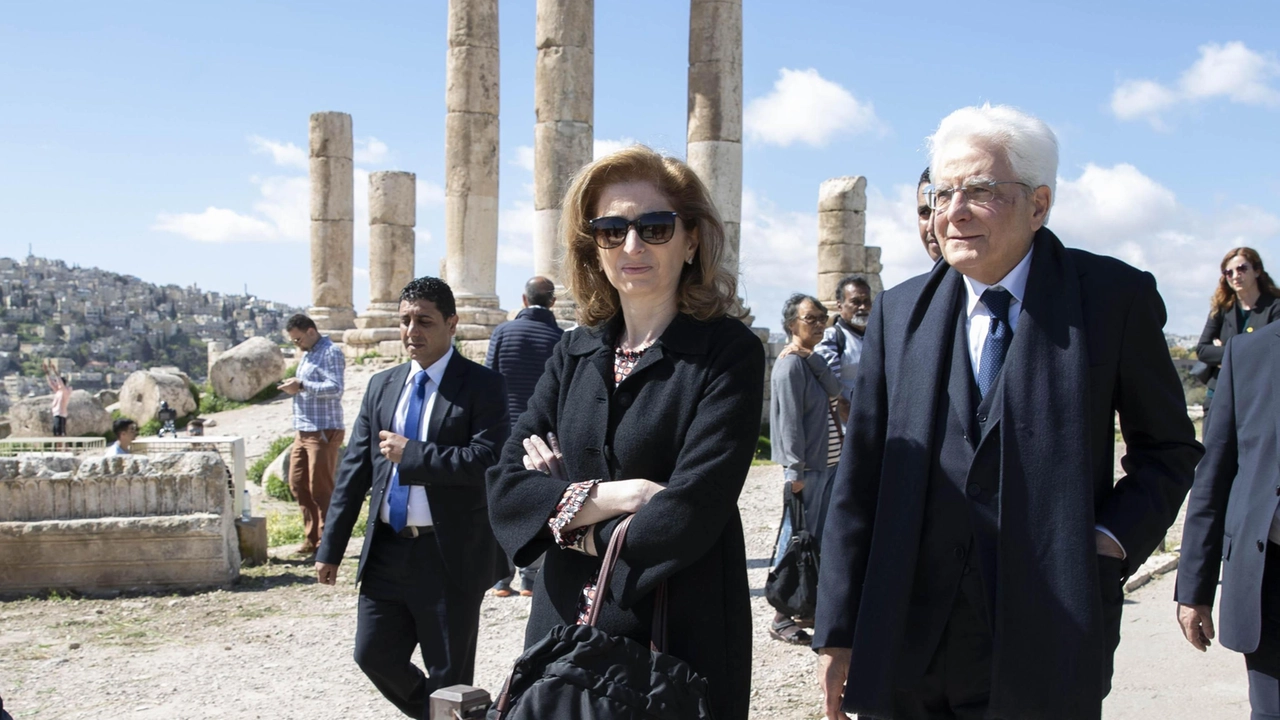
[765,490,820,619]
[490,515,714,720]
[1190,361,1213,385]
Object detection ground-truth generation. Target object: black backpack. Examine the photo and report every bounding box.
[765,491,820,619]
[490,516,714,720]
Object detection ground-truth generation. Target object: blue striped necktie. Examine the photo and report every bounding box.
[977,289,1013,398]
[388,370,428,532]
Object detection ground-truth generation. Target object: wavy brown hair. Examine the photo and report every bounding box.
[1211,246,1279,314]
[561,145,741,328]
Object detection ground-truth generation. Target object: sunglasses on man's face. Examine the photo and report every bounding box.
[588,211,681,249]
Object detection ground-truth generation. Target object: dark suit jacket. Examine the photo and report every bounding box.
[1177,326,1280,653]
[1196,291,1280,391]
[318,351,511,597]
[486,313,763,720]
[813,228,1203,719]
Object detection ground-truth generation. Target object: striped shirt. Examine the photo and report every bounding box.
[292,336,345,431]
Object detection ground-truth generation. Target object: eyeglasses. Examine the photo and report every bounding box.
[798,314,828,326]
[588,211,682,249]
[1223,264,1253,278]
[924,180,1032,211]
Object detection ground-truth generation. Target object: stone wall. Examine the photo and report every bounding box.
[0,452,240,594]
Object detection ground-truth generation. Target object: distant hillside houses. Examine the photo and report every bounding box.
[0,254,301,396]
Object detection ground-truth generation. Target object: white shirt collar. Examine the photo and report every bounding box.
[963,246,1034,318]
[406,346,454,388]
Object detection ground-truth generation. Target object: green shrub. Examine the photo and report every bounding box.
[355,350,381,365]
[248,434,295,485]
[755,435,771,460]
[265,471,295,502]
[267,503,366,547]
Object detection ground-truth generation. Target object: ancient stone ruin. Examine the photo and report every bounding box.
[817,176,883,309]
[308,111,357,333]
[344,171,418,357]
[0,452,241,593]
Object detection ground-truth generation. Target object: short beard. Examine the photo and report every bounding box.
[850,313,870,329]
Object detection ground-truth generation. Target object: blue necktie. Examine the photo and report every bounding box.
[388,370,428,532]
[977,289,1013,398]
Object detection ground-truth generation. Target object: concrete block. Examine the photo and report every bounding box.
[310,220,355,308]
[817,240,859,274]
[688,0,742,65]
[369,171,417,227]
[368,224,416,305]
[818,176,868,212]
[235,516,268,566]
[687,60,743,143]
[533,120,593,208]
[445,46,501,116]
[818,210,866,249]
[535,46,594,124]
[685,140,742,221]
[309,112,353,159]
[447,0,499,49]
[444,113,500,199]
[535,0,593,50]
[310,157,355,221]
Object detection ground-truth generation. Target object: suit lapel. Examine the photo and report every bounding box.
[379,363,411,432]
[948,302,978,446]
[429,354,466,443]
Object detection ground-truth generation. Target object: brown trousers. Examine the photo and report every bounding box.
[289,429,345,549]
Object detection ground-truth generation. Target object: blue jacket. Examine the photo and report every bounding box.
[485,306,565,430]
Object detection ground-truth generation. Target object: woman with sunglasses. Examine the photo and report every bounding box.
[486,146,763,719]
[1196,247,1280,415]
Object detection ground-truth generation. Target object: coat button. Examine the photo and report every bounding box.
[617,393,632,408]
[977,413,988,423]
[1260,540,1267,552]
[966,483,981,498]
[953,544,966,559]
[963,565,972,575]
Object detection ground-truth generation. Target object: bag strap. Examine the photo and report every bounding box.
[828,400,845,443]
[583,514,671,653]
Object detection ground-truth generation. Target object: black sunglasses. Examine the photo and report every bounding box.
[588,211,682,249]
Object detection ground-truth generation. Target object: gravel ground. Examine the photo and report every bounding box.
[0,366,1232,719]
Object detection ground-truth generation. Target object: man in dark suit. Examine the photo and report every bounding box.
[1176,326,1280,718]
[813,104,1203,720]
[315,276,509,719]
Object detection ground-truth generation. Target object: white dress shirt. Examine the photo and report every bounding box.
[378,347,454,528]
[960,248,1125,558]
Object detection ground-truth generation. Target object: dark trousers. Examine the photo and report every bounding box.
[1246,542,1280,719]
[354,523,485,719]
[891,556,1125,719]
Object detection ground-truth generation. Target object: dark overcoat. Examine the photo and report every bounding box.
[485,306,565,430]
[1196,291,1280,392]
[1177,325,1280,653]
[318,352,511,597]
[486,313,764,720]
[813,228,1203,719]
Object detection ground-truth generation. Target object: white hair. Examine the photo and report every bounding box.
[927,104,1059,220]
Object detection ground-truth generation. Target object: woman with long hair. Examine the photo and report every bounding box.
[1196,247,1280,410]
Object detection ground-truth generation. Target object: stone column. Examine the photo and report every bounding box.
[687,0,745,315]
[534,0,592,326]
[817,176,883,308]
[308,111,356,333]
[445,0,506,360]
[346,172,417,355]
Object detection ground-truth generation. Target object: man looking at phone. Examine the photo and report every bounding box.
[280,313,346,555]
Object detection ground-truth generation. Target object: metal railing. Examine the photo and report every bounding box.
[0,437,107,456]
[131,436,248,517]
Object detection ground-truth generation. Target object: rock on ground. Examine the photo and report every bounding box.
[119,370,196,423]
[209,337,286,402]
[8,390,110,437]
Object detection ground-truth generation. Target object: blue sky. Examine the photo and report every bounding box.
[3,0,1278,334]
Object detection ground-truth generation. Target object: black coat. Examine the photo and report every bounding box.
[318,352,511,597]
[485,306,565,430]
[1196,291,1280,391]
[1177,325,1280,653]
[814,228,1203,719]
[486,313,764,720]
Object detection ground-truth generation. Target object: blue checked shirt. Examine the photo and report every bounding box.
[292,336,345,431]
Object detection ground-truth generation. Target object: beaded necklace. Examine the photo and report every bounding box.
[613,341,654,385]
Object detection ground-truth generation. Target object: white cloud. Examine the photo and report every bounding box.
[354,137,390,165]
[1111,41,1280,126]
[497,194,536,267]
[744,68,881,147]
[867,184,937,289]
[594,137,640,159]
[248,135,307,169]
[514,145,535,172]
[152,206,279,243]
[417,181,445,206]
[1053,162,1280,332]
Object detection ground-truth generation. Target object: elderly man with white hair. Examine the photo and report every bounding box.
[812,105,1203,720]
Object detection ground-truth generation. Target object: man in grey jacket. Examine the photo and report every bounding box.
[770,293,842,645]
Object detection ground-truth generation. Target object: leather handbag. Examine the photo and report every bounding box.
[1189,361,1213,385]
[765,490,820,619]
[489,515,714,720]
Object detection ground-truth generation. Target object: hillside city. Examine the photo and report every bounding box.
[0,254,301,414]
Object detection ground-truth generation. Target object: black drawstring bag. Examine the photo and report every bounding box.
[490,515,714,720]
[765,488,820,619]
